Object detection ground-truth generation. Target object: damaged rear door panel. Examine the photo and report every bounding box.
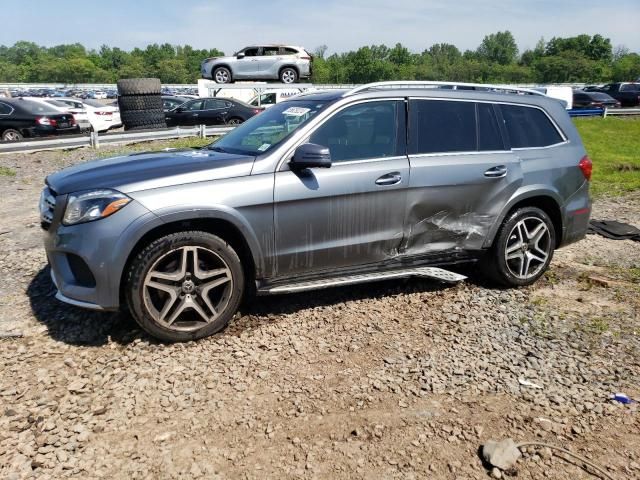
[402,99,523,254]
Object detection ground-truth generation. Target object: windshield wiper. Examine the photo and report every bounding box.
[207,146,227,153]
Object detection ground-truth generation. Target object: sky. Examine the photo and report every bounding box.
[1,0,639,55]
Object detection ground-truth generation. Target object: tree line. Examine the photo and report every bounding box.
[0,32,639,85]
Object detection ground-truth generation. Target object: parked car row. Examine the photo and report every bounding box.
[582,82,640,107]
[0,98,80,141]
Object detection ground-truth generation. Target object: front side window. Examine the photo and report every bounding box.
[309,101,403,162]
[184,100,204,111]
[409,100,476,154]
[208,100,328,155]
[243,48,259,57]
[500,104,563,148]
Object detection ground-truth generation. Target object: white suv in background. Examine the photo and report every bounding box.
[201,45,313,84]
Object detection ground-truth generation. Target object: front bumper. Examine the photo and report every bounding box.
[43,193,160,311]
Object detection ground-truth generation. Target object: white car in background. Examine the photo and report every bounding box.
[41,98,92,131]
[54,98,121,132]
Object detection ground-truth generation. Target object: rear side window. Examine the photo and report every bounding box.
[477,103,504,151]
[410,100,476,154]
[500,105,563,148]
[409,100,505,154]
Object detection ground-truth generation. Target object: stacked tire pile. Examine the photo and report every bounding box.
[117,78,167,131]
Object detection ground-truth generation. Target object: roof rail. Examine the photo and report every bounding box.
[343,81,547,97]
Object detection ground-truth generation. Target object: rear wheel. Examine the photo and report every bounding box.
[485,207,555,287]
[214,67,232,84]
[1,129,23,142]
[126,231,244,342]
[226,117,243,125]
[279,67,298,84]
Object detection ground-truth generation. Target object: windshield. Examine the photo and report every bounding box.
[208,100,328,155]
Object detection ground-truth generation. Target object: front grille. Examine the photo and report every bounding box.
[39,187,57,230]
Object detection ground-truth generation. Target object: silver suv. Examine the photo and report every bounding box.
[201,45,312,84]
[40,81,592,342]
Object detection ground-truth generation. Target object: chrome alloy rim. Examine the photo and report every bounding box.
[504,217,551,279]
[215,69,230,83]
[281,69,296,83]
[143,246,233,331]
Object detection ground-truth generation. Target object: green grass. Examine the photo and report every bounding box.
[94,136,215,159]
[574,118,640,197]
[0,166,16,177]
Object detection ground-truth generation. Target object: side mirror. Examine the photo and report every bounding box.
[236,53,245,59]
[290,143,331,170]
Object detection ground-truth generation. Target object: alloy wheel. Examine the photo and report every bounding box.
[3,131,21,141]
[281,69,296,83]
[504,217,551,279]
[143,246,233,331]
[215,69,230,83]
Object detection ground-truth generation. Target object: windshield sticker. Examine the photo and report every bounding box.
[282,107,311,116]
[257,143,271,151]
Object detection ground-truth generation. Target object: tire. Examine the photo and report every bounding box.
[117,78,162,96]
[484,207,556,287]
[213,67,232,84]
[120,109,166,128]
[226,117,243,125]
[118,95,163,111]
[126,231,245,342]
[279,67,298,84]
[1,129,23,142]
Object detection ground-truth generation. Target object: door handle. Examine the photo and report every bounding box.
[375,172,402,186]
[484,165,507,178]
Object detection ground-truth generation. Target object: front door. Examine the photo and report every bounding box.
[235,47,261,78]
[273,100,409,278]
[403,99,523,254]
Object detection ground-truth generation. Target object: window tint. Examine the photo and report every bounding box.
[184,100,204,111]
[283,47,299,55]
[500,104,563,148]
[620,84,639,92]
[477,103,504,151]
[243,48,259,57]
[204,99,226,110]
[0,102,12,115]
[263,47,279,56]
[310,101,402,162]
[410,100,476,154]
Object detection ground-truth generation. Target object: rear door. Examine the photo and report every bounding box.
[256,46,282,78]
[403,99,523,254]
[200,99,229,125]
[273,99,409,278]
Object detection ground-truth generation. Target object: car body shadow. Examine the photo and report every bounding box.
[28,263,489,346]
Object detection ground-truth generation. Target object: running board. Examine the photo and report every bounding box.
[258,267,466,295]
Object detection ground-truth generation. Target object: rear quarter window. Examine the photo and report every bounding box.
[499,104,563,148]
[410,100,476,154]
[0,102,12,115]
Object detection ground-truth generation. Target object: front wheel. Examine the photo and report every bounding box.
[126,231,244,342]
[213,67,232,84]
[226,117,243,125]
[484,207,555,287]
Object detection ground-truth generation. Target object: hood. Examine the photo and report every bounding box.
[46,149,255,195]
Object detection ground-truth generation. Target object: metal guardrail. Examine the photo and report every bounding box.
[604,108,640,117]
[0,125,234,154]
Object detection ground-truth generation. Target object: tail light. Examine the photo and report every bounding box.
[299,55,312,60]
[94,111,112,116]
[578,155,592,181]
[36,116,56,126]
[253,109,262,114]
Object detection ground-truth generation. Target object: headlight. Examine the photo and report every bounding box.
[63,189,131,226]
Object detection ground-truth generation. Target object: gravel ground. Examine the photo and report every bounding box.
[0,146,639,479]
